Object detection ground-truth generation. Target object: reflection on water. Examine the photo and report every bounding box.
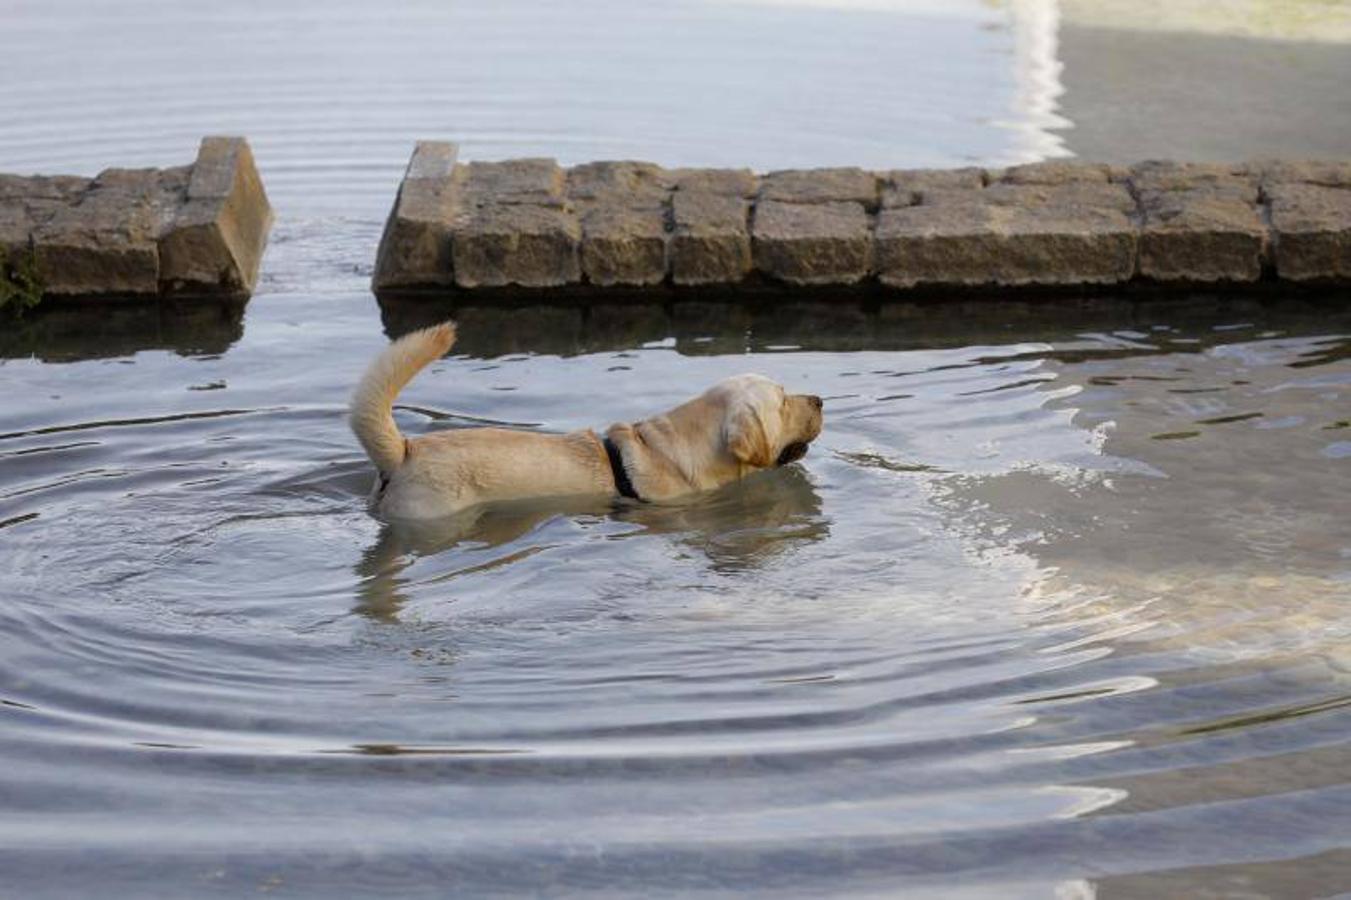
[3,0,1351,893]
[0,301,244,363]
[357,466,827,621]
[2,285,1348,896]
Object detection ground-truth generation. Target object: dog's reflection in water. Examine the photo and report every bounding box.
[354,466,826,622]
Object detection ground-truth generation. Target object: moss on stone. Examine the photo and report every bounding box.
[0,245,44,316]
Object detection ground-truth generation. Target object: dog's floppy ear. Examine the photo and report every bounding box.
[723,402,774,468]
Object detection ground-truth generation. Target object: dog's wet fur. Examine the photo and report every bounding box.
[350,322,824,520]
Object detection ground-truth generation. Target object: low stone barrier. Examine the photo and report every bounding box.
[0,137,272,304]
[373,142,1351,299]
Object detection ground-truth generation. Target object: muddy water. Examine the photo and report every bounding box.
[3,1,1351,897]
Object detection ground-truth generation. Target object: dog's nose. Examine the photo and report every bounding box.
[809,395,823,410]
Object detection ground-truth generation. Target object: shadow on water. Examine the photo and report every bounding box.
[0,300,244,362]
[354,465,826,622]
[378,291,1351,359]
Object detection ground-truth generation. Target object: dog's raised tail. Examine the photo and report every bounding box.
[350,322,457,474]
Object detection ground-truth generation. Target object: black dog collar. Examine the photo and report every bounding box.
[602,435,642,501]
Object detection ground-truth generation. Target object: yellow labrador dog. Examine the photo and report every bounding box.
[351,322,824,520]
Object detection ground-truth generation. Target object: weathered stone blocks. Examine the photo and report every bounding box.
[0,136,272,302]
[456,158,566,207]
[579,204,667,286]
[876,182,1136,288]
[998,161,1119,185]
[451,204,580,289]
[568,161,669,207]
[447,158,581,288]
[753,200,872,285]
[26,168,168,297]
[1266,183,1351,281]
[1130,162,1265,282]
[371,141,458,292]
[670,191,750,286]
[0,175,92,259]
[158,138,272,298]
[568,161,669,287]
[759,168,879,208]
[670,168,757,198]
[882,168,983,208]
[371,147,1351,297]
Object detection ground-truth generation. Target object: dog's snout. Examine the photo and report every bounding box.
[809,395,823,411]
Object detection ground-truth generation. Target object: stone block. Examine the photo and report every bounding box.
[759,168,879,209]
[33,167,165,297]
[881,168,983,208]
[0,176,93,275]
[670,191,751,285]
[896,181,1137,218]
[567,161,669,208]
[455,158,565,207]
[752,200,872,285]
[0,174,90,205]
[670,168,758,198]
[1259,159,1351,188]
[158,136,274,297]
[876,194,1136,288]
[579,203,668,286]
[3,178,82,255]
[1137,187,1265,282]
[982,181,1138,214]
[1129,160,1255,197]
[1267,183,1351,281]
[372,141,458,291]
[0,203,28,256]
[998,161,1114,185]
[0,138,270,302]
[451,203,580,288]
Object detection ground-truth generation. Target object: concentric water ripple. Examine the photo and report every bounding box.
[3,0,1351,895]
[3,288,1349,896]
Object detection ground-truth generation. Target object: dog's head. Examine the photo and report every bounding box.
[716,374,823,471]
[608,373,823,501]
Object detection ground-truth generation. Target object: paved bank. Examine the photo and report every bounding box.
[374,142,1350,299]
[0,137,272,304]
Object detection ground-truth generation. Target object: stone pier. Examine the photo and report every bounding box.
[373,143,1351,299]
[0,137,272,304]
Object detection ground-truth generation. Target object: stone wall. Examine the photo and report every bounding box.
[0,137,272,303]
[374,142,1351,298]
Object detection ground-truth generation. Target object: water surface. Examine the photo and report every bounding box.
[2,1,1350,896]
[3,293,1349,897]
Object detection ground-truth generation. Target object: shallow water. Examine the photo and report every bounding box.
[3,293,1349,897]
[3,1,1351,897]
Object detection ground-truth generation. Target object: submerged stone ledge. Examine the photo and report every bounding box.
[0,137,272,304]
[373,143,1351,299]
